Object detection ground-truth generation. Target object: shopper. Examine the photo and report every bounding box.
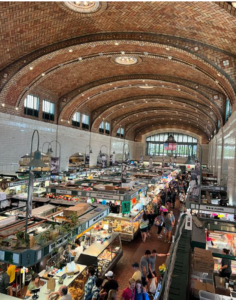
[102,271,119,300]
[160,191,165,206]
[7,263,16,296]
[47,285,72,300]
[91,278,104,300]
[25,273,40,298]
[131,262,141,282]
[169,211,175,226]
[107,289,117,300]
[170,189,177,208]
[219,249,232,278]
[134,280,149,300]
[70,238,83,262]
[140,212,149,243]
[148,250,170,281]
[163,212,173,243]
[120,278,136,300]
[0,264,9,295]
[84,266,96,300]
[140,250,151,287]
[155,212,164,239]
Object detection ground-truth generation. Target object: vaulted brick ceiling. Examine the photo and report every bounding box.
[0,1,236,143]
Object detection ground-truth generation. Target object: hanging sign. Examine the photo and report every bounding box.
[199,205,234,214]
[121,200,131,214]
[51,157,60,174]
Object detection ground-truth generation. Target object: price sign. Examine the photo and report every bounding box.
[121,201,131,214]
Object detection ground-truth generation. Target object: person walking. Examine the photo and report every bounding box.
[148,250,169,284]
[84,266,96,300]
[163,212,174,243]
[0,264,9,295]
[155,212,164,239]
[7,264,16,296]
[140,250,151,288]
[134,280,149,300]
[131,263,141,282]
[140,213,149,243]
[219,249,232,278]
[120,278,136,300]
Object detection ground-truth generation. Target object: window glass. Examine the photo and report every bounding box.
[24,94,39,117]
[72,112,80,122]
[82,114,89,124]
[42,100,55,114]
[145,133,198,157]
[99,121,104,129]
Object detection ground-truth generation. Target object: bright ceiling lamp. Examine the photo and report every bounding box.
[139,85,155,89]
[64,1,99,13]
[115,56,138,65]
[232,2,236,8]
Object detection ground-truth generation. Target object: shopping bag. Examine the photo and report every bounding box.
[47,278,55,292]
[149,278,157,294]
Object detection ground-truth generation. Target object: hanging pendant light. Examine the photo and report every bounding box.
[28,150,46,168]
[185,155,195,165]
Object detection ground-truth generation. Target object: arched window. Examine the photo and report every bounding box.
[72,112,80,127]
[146,133,197,157]
[99,121,110,134]
[117,127,124,138]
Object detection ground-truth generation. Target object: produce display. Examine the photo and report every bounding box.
[108,219,139,234]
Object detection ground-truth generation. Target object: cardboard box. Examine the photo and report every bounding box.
[63,203,89,216]
[193,281,215,296]
[105,186,115,191]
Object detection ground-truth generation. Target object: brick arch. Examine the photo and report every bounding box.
[1,39,234,112]
[133,121,209,143]
[122,114,211,139]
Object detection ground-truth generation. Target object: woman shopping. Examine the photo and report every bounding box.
[155,212,164,239]
[219,249,232,278]
[140,212,149,243]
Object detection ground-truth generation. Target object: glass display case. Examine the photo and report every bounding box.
[77,233,122,277]
[206,231,236,256]
[103,211,143,241]
[213,257,236,276]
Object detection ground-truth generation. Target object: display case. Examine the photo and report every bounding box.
[206,231,236,256]
[77,233,122,277]
[103,211,143,241]
[213,257,236,275]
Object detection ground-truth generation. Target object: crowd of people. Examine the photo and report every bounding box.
[140,173,189,244]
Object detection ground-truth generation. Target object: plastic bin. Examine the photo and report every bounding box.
[199,291,220,300]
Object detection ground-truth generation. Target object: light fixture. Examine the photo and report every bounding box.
[29,66,33,70]
[90,149,93,154]
[42,73,45,76]
[69,49,73,52]
[185,155,195,165]
[28,150,46,168]
[15,107,19,110]
[114,42,119,45]
[232,2,236,8]
[115,55,138,65]
[113,151,115,154]
[139,85,154,89]
[2,103,5,107]
[64,1,100,13]
[46,147,53,156]
[78,57,83,61]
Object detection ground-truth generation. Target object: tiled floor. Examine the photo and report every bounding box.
[113,209,179,297]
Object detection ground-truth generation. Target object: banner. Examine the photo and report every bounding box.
[51,157,60,174]
[27,170,34,217]
[140,155,144,163]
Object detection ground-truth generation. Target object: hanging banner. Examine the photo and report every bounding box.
[140,155,144,163]
[51,157,60,174]
[110,154,115,166]
[121,200,131,214]
[27,170,34,217]
[97,154,107,168]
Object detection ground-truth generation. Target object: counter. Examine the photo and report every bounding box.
[104,210,143,241]
[34,264,87,300]
[77,232,122,277]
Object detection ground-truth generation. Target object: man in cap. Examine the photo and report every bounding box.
[131,262,141,282]
[102,271,119,300]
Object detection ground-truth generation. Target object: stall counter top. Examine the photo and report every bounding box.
[31,264,87,300]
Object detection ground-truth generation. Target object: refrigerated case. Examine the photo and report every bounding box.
[77,232,122,277]
[103,210,143,241]
[206,231,236,256]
